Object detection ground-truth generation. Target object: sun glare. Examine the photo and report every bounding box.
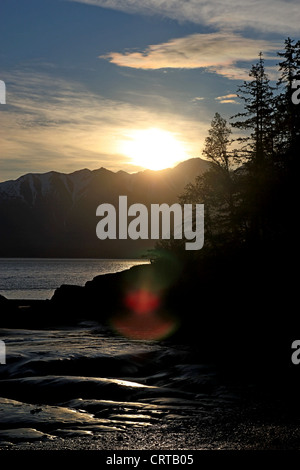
[121,128,188,171]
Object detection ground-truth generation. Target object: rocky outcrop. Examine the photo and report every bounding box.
[0,294,8,303]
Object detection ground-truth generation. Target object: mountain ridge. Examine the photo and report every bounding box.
[0,158,209,258]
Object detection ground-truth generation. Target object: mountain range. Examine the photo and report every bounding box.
[0,158,209,258]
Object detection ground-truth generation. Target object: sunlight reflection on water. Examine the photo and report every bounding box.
[0,258,149,300]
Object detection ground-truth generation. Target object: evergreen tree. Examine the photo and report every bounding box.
[230,54,277,244]
[231,53,275,167]
[157,39,298,260]
[180,113,240,250]
[202,112,233,172]
[273,38,300,251]
[275,38,300,168]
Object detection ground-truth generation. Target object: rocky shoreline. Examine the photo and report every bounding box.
[1,260,300,454]
[0,258,299,380]
[0,259,297,379]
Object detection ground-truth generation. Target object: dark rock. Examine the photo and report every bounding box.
[0,294,8,303]
[51,284,86,304]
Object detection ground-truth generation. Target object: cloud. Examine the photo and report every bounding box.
[70,0,300,34]
[192,97,205,103]
[0,70,207,181]
[100,32,281,79]
[216,93,239,104]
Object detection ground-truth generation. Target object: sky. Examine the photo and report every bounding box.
[0,0,299,182]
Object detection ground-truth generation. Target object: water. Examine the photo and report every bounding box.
[0,258,149,300]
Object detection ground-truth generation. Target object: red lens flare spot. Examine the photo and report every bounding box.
[110,287,179,341]
[124,289,160,315]
[111,311,177,341]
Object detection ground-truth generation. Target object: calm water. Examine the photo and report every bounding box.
[0,258,149,300]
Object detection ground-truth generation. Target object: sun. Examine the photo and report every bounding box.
[121,128,188,171]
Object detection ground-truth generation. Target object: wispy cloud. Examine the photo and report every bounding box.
[100,32,281,79]
[0,70,206,181]
[216,93,239,104]
[192,97,205,103]
[70,0,300,34]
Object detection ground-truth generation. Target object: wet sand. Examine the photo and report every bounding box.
[4,423,300,451]
[2,390,300,451]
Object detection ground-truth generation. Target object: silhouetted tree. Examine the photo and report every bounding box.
[152,39,299,378]
[230,54,277,244]
[275,38,300,169]
[157,40,298,259]
[231,53,276,166]
[202,112,233,171]
[180,113,240,250]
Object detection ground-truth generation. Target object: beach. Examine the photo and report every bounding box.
[1,262,300,454]
[1,320,300,452]
[3,394,300,451]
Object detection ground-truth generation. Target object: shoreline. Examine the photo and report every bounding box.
[2,262,300,452]
[3,399,300,451]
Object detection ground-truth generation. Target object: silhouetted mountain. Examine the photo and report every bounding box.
[0,158,209,258]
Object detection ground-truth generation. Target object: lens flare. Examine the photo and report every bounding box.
[110,287,179,341]
[111,310,178,341]
[124,289,160,315]
[109,260,181,341]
